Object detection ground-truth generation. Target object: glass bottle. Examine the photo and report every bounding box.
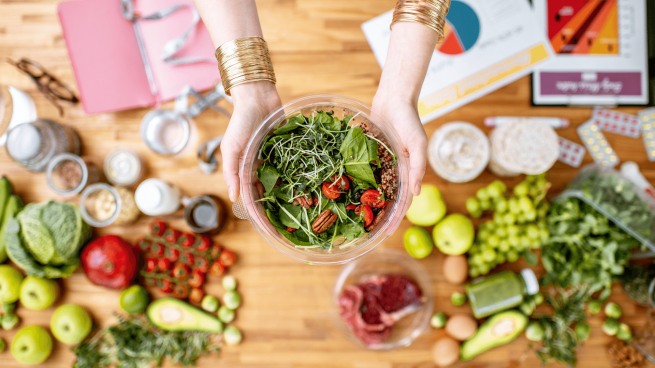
[135,179,181,216]
[466,269,539,319]
[5,119,81,172]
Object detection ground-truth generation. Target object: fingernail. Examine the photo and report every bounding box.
[414,183,421,196]
[229,187,236,202]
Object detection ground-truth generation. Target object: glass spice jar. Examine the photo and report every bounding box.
[5,119,81,172]
[46,153,101,196]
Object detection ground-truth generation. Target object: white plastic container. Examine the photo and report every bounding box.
[428,122,490,183]
[135,178,181,216]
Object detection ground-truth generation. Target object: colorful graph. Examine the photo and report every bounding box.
[547,0,619,55]
[437,0,480,55]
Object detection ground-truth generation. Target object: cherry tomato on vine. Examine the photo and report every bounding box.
[145,258,157,272]
[159,279,174,293]
[360,190,385,208]
[188,272,205,288]
[219,250,236,266]
[172,263,190,280]
[173,284,189,299]
[189,288,205,304]
[157,258,171,271]
[210,261,226,276]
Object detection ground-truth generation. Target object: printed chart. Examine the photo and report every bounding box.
[437,1,481,55]
[547,0,619,55]
[532,0,649,105]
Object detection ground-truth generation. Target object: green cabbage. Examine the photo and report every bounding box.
[4,201,90,278]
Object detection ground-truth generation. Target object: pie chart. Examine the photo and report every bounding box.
[437,0,481,55]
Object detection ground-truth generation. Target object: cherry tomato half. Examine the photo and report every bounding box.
[322,182,341,199]
[356,205,374,227]
[361,190,385,208]
[286,227,296,232]
[330,175,350,191]
[345,204,357,211]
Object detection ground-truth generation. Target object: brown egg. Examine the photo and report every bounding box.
[443,255,468,284]
[445,313,478,341]
[432,337,460,367]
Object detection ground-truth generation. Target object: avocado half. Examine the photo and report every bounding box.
[147,298,224,333]
[461,310,527,361]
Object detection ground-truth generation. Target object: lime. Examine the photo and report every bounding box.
[119,285,149,314]
[403,227,434,259]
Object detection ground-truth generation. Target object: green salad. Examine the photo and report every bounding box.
[256,111,396,249]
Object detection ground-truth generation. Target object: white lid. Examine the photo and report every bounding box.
[7,123,41,160]
[520,268,539,295]
[135,180,163,213]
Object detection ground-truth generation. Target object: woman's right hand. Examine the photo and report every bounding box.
[221,81,282,202]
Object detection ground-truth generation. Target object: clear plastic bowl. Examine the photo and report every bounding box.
[330,249,434,350]
[236,94,411,265]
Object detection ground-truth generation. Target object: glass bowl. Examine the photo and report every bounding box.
[236,94,411,265]
[330,248,434,350]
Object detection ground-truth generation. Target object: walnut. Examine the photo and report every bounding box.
[366,207,386,232]
[312,209,337,233]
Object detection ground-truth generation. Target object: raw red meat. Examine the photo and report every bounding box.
[337,274,423,346]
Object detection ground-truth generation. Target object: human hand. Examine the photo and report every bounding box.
[221,81,282,202]
[371,94,427,198]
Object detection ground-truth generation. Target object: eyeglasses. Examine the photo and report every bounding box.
[6,58,79,116]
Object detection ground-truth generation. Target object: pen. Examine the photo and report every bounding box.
[484,117,570,129]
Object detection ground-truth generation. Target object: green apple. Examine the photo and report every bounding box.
[433,214,474,255]
[405,184,446,226]
[403,227,434,259]
[0,265,24,304]
[50,304,92,345]
[20,276,59,310]
[11,326,53,365]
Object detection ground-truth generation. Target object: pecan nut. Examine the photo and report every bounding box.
[294,192,312,209]
[366,208,385,232]
[312,209,338,233]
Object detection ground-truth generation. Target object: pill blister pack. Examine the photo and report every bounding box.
[640,108,655,161]
[577,120,619,168]
[592,108,641,139]
[557,136,585,168]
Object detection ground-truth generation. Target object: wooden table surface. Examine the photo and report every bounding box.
[1,0,654,367]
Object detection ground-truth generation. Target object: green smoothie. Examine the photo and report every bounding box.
[466,269,538,319]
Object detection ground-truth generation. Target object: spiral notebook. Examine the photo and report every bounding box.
[58,0,219,114]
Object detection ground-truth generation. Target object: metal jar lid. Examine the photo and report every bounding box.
[140,110,191,155]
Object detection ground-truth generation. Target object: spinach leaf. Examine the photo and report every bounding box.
[279,204,303,229]
[367,140,379,165]
[257,163,280,194]
[271,185,293,203]
[274,114,304,135]
[340,128,377,186]
[340,222,366,241]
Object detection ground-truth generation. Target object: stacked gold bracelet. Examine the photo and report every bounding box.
[391,0,451,42]
[215,36,276,96]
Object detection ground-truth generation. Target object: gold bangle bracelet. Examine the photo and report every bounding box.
[391,0,451,42]
[215,36,276,96]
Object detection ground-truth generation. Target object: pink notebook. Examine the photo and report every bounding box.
[58,0,219,114]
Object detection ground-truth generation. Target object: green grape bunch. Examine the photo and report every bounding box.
[465,175,551,277]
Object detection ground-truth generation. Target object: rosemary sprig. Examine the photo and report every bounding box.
[72,315,218,368]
